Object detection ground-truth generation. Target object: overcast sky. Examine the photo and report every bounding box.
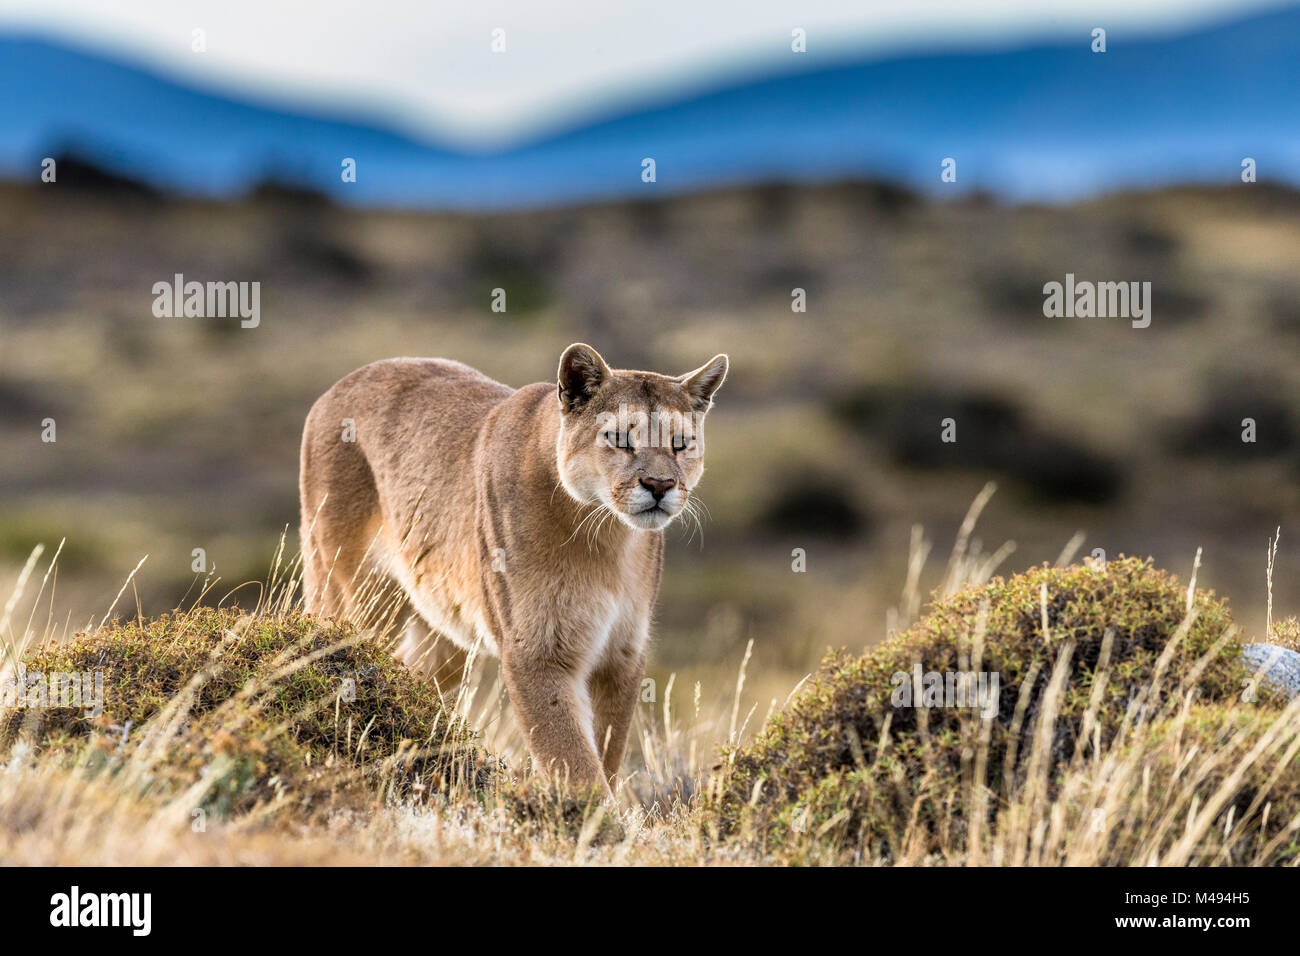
[0,0,1284,147]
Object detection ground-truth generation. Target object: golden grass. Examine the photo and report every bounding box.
[2,490,1298,866]
[709,558,1300,865]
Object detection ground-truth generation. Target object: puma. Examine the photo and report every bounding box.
[298,344,728,795]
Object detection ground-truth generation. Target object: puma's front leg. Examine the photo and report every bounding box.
[502,642,607,796]
[590,644,646,788]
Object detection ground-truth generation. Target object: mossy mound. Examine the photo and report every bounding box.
[2,608,487,821]
[711,557,1295,861]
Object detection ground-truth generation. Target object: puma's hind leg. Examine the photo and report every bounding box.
[394,616,470,698]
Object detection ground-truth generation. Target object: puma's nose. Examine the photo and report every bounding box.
[639,477,676,500]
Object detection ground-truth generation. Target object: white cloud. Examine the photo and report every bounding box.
[0,0,1282,147]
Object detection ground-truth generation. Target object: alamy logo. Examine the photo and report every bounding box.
[152,273,261,328]
[49,886,151,936]
[890,665,1000,718]
[1042,273,1151,328]
[594,404,704,458]
[0,665,103,717]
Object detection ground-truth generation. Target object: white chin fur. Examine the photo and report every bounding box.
[618,507,677,531]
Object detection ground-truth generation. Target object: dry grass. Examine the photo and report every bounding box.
[2,491,1298,865]
[709,556,1300,865]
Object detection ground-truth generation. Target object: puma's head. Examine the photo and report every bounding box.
[556,343,728,531]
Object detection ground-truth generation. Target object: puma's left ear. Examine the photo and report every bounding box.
[679,354,728,412]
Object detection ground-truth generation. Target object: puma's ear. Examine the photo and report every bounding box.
[557,343,611,414]
[679,354,728,412]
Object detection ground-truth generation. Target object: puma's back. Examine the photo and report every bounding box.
[298,357,511,628]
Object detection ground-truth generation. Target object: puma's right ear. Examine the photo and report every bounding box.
[557,343,611,414]
[679,353,729,412]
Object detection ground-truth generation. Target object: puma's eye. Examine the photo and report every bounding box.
[672,435,691,453]
[602,432,633,451]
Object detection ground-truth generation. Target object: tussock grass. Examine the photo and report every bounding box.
[4,490,1299,865]
[3,608,486,823]
[708,556,1300,864]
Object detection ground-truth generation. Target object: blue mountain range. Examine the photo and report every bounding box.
[2,5,1298,208]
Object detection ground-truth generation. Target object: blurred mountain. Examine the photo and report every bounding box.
[2,5,1299,208]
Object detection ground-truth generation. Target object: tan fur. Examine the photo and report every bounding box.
[298,344,727,794]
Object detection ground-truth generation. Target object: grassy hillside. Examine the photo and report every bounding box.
[3,555,1297,865]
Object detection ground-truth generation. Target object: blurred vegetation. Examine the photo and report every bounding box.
[2,174,1300,700]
